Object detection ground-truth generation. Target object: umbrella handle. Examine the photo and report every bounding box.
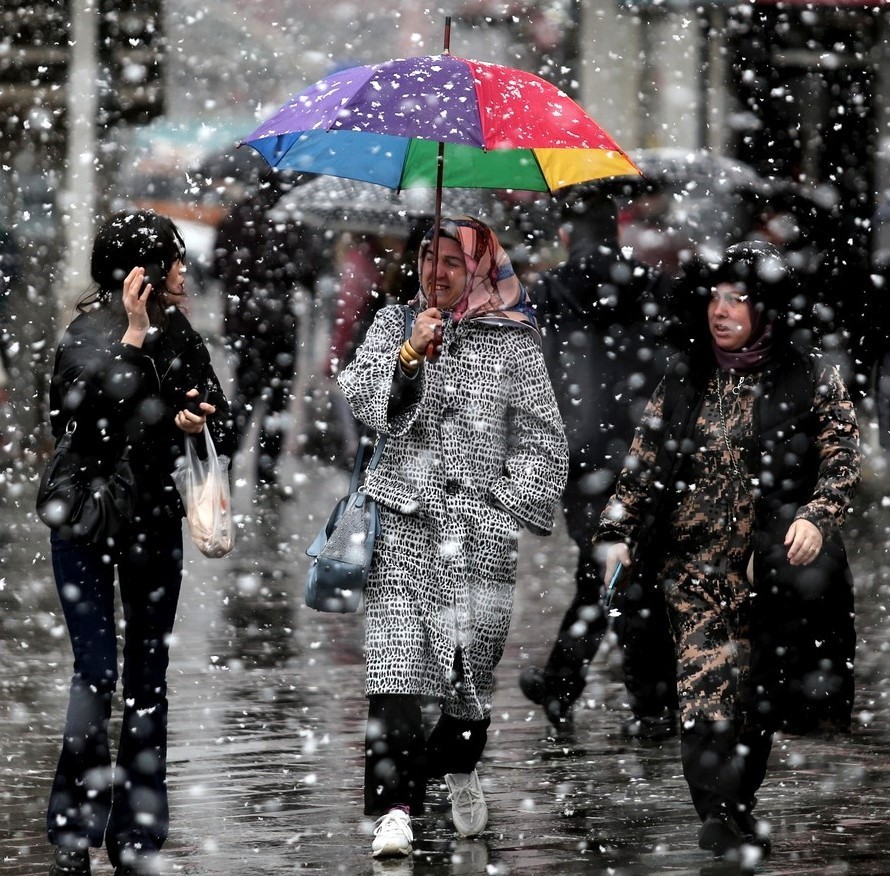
[425,326,443,362]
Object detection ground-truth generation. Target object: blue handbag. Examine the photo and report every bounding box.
[305,306,412,612]
[305,432,386,612]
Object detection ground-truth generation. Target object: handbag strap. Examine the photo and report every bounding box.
[348,423,390,495]
[346,305,413,494]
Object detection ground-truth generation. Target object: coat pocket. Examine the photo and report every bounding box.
[363,472,426,516]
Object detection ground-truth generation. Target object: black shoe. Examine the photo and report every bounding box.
[113,847,161,876]
[519,666,548,705]
[622,708,678,741]
[50,847,91,875]
[519,667,572,734]
[734,810,772,856]
[698,813,743,857]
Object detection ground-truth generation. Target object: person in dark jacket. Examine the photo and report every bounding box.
[212,174,323,495]
[44,210,234,876]
[519,187,678,736]
[0,222,22,376]
[597,242,860,858]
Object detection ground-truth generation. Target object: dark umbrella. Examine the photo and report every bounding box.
[191,145,270,188]
[270,176,511,241]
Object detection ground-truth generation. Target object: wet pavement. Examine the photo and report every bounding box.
[2,326,890,875]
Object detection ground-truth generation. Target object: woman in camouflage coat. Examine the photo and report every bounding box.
[597,242,860,859]
[339,217,568,857]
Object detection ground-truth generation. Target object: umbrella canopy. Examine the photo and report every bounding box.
[240,53,639,193]
[270,175,510,240]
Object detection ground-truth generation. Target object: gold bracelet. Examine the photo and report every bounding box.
[399,347,420,371]
[399,341,423,369]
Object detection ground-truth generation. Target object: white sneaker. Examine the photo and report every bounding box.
[371,809,413,858]
[445,770,488,837]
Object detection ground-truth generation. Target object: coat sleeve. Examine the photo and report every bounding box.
[338,305,422,436]
[51,316,155,440]
[596,377,668,549]
[793,361,861,534]
[487,330,568,535]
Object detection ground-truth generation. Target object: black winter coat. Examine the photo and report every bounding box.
[212,194,323,343]
[50,306,234,519]
[601,345,860,734]
[531,242,671,477]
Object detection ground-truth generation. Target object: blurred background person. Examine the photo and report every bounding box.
[212,173,324,497]
[305,223,428,467]
[0,221,21,378]
[597,242,860,857]
[519,187,678,738]
[45,210,234,876]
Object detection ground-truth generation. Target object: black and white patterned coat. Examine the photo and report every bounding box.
[339,304,568,721]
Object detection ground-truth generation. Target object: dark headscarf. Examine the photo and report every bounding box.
[671,241,799,373]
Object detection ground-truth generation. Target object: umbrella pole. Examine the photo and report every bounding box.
[424,15,451,360]
[429,141,445,311]
[428,15,451,314]
[424,140,445,361]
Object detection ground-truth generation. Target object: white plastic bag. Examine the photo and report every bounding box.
[172,429,234,558]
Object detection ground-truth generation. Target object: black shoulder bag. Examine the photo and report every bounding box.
[36,420,137,547]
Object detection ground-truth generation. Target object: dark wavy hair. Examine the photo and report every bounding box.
[78,210,186,318]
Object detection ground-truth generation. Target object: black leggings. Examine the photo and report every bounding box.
[364,695,490,816]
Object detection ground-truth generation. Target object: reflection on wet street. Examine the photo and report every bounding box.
[2,423,890,875]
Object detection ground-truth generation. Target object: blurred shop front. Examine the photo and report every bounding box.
[726,1,884,270]
[724,1,886,388]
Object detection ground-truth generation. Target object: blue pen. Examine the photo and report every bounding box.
[604,562,624,612]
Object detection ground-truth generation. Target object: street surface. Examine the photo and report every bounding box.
[2,314,890,875]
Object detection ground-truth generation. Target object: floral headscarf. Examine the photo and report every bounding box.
[416,217,538,333]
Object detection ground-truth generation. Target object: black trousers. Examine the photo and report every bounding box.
[543,478,678,716]
[541,482,609,705]
[47,517,183,863]
[680,719,773,821]
[229,328,296,484]
[364,695,490,816]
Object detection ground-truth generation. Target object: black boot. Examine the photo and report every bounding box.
[49,847,91,876]
[681,719,745,857]
[622,707,678,741]
[734,806,771,855]
[735,728,774,855]
[518,666,572,735]
[698,811,743,856]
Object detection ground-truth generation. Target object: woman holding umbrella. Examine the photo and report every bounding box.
[338,216,568,857]
[596,242,860,858]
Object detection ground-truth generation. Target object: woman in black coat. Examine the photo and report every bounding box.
[596,242,860,859]
[44,211,234,876]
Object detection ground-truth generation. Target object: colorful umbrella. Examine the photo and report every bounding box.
[241,53,639,194]
[241,19,639,319]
